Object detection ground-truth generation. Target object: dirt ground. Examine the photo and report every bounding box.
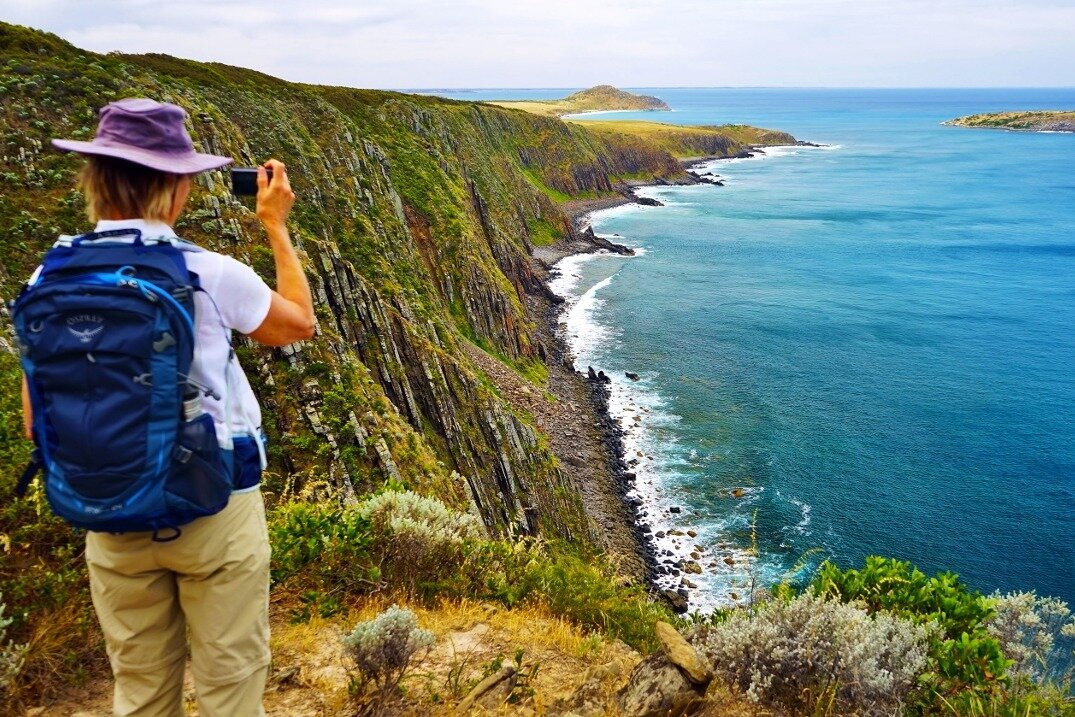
[30,597,640,716]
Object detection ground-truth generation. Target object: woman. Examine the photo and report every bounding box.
[29,97,315,716]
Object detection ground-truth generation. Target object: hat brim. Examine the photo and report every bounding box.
[51,139,233,174]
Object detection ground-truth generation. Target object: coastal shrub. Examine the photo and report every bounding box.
[0,596,28,695]
[984,591,1075,690]
[812,556,1008,701]
[269,501,376,587]
[473,541,669,652]
[699,592,932,716]
[938,688,1075,716]
[343,605,434,712]
[268,495,668,651]
[357,490,484,594]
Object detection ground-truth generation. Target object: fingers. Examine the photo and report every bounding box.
[255,158,296,227]
[262,158,288,186]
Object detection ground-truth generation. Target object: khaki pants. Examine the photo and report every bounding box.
[86,489,271,717]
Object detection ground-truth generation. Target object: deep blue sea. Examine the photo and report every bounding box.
[439,88,1075,609]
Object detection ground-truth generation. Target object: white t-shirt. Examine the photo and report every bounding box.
[34,219,273,442]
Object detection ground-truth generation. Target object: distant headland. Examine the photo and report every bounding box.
[945,110,1075,133]
[489,84,671,117]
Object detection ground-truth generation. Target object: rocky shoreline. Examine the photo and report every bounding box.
[525,225,663,591]
[529,148,820,611]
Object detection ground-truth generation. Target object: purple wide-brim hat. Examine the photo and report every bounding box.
[51,97,232,174]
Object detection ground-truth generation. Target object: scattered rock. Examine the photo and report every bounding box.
[731,488,745,498]
[723,556,735,566]
[625,371,640,381]
[456,661,517,714]
[681,560,702,575]
[669,506,682,514]
[660,589,689,613]
[686,529,697,538]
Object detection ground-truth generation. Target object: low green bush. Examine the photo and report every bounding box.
[812,557,1009,706]
[0,596,28,696]
[268,490,669,651]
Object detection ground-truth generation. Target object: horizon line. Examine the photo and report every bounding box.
[400,85,1075,92]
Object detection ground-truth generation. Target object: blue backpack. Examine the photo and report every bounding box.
[11,228,234,540]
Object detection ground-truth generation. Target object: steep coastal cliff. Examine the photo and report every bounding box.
[0,24,682,544]
[0,23,793,553]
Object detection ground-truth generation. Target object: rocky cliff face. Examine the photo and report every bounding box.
[0,24,689,545]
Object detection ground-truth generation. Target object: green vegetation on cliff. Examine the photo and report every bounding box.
[489,84,670,117]
[571,119,797,158]
[946,110,1075,133]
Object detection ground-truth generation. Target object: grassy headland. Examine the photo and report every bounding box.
[488,84,670,117]
[946,110,1075,132]
[572,120,797,159]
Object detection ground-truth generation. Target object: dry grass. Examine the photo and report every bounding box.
[32,595,642,716]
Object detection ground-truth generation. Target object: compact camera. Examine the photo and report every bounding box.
[230,167,273,196]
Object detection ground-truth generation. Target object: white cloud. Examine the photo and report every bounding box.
[2,0,1073,87]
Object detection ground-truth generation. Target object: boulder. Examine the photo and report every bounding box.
[617,652,705,716]
[660,588,689,613]
[625,371,640,381]
[654,621,712,686]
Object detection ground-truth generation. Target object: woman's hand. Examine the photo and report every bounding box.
[248,157,316,346]
[255,159,295,229]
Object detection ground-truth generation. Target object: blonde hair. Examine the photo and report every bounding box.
[79,156,182,223]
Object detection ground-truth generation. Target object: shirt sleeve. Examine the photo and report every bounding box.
[209,254,273,335]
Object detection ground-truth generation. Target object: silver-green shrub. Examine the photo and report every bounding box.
[986,591,1075,689]
[0,596,28,694]
[343,605,434,703]
[699,592,932,716]
[357,491,483,591]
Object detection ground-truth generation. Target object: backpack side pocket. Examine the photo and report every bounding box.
[166,412,232,520]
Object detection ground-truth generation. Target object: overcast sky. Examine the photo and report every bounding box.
[3,0,1073,88]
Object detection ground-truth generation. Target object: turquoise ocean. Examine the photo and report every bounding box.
[437,88,1075,610]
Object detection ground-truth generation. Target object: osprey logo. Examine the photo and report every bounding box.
[66,314,105,344]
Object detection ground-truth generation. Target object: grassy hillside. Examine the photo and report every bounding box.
[571,120,797,158]
[946,110,1075,132]
[489,84,670,117]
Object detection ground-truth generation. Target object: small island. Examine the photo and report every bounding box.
[945,110,1075,133]
[489,84,670,117]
